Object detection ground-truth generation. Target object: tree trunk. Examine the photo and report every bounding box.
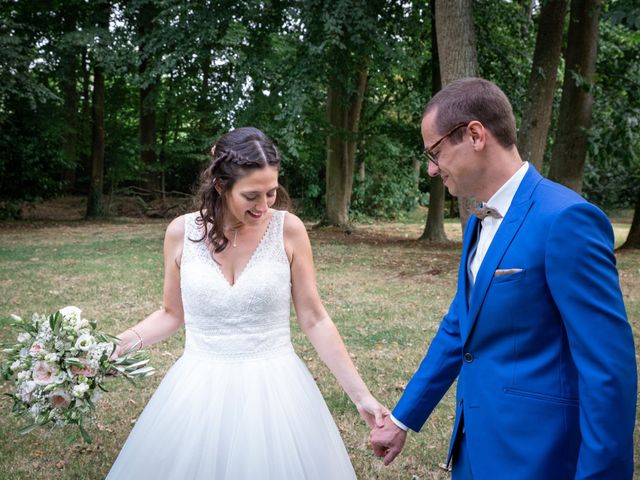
[518,0,568,171]
[619,193,640,249]
[138,0,160,194]
[86,1,110,218]
[421,0,447,241]
[86,60,106,218]
[80,47,92,180]
[421,175,448,241]
[61,62,79,190]
[548,0,602,193]
[60,7,80,191]
[325,66,368,226]
[435,0,478,231]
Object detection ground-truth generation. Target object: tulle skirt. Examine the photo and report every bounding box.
[106,346,356,479]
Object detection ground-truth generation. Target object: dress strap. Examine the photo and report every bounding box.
[257,209,289,266]
[182,212,207,265]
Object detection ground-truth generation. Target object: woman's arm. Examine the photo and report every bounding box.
[113,215,186,356]
[284,213,387,428]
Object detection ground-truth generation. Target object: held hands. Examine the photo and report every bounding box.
[355,395,389,429]
[370,415,407,466]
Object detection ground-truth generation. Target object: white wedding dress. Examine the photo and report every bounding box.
[106,210,357,479]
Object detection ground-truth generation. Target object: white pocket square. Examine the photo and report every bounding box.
[494,268,523,277]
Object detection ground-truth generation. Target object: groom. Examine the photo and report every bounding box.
[370,78,637,479]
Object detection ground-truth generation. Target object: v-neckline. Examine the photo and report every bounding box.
[207,211,276,288]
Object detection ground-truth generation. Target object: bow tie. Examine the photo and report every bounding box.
[472,205,503,220]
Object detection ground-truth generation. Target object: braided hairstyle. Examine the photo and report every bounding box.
[194,127,290,253]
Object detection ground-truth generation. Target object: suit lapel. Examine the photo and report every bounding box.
[463,166,543,344]
[459,216,479,340]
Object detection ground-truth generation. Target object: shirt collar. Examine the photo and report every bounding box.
[483,162,529,219]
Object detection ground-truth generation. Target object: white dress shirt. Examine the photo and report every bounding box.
[390,162,530,432]
[469,162,529,282]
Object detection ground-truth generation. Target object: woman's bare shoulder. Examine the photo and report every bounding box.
[165,214,187,243]
[282,211,308,238]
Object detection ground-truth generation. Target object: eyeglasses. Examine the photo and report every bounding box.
[423,122,468,166]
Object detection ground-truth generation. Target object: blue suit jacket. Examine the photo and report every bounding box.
[392,166,637,479]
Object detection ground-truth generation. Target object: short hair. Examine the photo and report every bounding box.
[423,77,517,148]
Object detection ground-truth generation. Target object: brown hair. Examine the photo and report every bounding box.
[194,127,290,252]
[423,77,517,148]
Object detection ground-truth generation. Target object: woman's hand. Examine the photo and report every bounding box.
[108,343,123,361]
[355,395,389,429]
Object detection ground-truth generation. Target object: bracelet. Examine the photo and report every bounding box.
[127,327,143,351]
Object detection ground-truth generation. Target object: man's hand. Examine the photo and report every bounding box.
[370,415,407,466]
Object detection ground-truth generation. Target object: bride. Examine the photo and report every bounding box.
[106,127,386,479]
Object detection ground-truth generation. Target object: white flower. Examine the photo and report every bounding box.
[17,370,30,381]
[19,348,29,358]
[10,360,22,371]
[17,332,31,343]
[75,334,95,352]
[24,380,37,393]
[72,383,90,398]
[59,306,82,321]
[32,361,59,385]
[19,381,37,402]
[52,371,67,384]
[44,352,59,363]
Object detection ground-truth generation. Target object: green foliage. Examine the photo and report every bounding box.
[350,134,420,219]
[583,9,640,208]
[475,0,536,124]
[0,96,70,202]
[1,0,639,216]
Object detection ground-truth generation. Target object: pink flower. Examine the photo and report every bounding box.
[29,342,45,356]
[70,358,97,377]
[32,361,59,385]
[50,389,71,408]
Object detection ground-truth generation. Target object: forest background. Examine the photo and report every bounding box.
[1,0,639,246]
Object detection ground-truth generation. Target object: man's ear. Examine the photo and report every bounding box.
[467,121,486,150]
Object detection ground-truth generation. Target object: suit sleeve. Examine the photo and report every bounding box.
[545,202,637,479]
[391,291,464,432]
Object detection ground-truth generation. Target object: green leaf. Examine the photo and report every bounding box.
[98,332,120,343]
[49,311,62,334]
[129,366,155,376]
[97,382,110,392]
[19,423,38,435]
[78,424,93,444]
[65,357,85,367]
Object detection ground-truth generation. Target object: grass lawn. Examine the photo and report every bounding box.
[0,212,638,479]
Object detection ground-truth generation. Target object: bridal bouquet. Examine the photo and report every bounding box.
[2,306,154,443]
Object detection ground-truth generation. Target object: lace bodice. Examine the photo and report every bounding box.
[180,210,292,360]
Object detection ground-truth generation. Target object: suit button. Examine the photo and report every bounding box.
[464,352,473,362]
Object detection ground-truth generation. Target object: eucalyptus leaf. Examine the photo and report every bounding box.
[18,423,38,435]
